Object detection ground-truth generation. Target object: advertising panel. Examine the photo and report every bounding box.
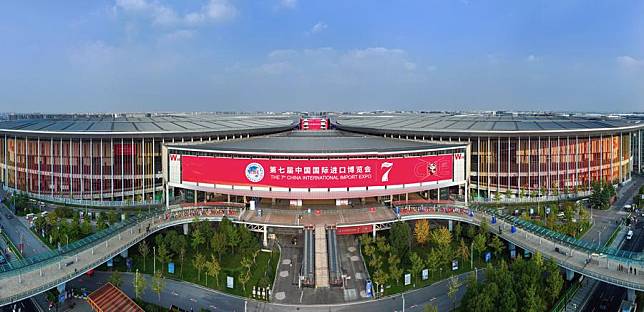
[336,225,373,235]
[181,154,453,189]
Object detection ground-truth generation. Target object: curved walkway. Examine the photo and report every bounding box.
[1,204,644,306]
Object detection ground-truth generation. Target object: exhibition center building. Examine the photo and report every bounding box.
[0,112,642,207]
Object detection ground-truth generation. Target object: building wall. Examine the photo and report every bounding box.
[383,132,634,199]
[0,133,258,204]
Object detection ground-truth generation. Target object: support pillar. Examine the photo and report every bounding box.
[165,183,169,209]
[57,282,66,298]
[627,288,636,302]
[372,224,376,239]
[183,223,189,235]
[271,197,276,205]
[448,220,453,232]
[227,194,231,202]
[565,268,574,281]
[194,190,197,204]
[437,188,441,200]
[120,249,128,258]
[263,225,268,247]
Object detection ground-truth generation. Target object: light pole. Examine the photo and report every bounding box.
[153,246,156,274]
[470,241,474,269]
[402,293,405,312]
[598,230,601,246]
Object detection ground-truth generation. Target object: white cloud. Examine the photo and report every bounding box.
[616,56,644,68]
[278,0,297,9]
[257,47,419,78]
[114,0,237,27]
[310,22,327,34]
[159,29,195,43]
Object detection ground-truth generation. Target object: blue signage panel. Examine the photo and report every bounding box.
[365,280,373,298]
[484,251,492,263]
[168,262,175,274]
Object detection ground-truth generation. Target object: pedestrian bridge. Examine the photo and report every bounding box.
[0,204,643,306]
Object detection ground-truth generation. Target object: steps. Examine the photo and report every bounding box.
[315,225,329,288]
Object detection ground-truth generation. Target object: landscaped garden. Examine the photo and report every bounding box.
[99,216,279,299]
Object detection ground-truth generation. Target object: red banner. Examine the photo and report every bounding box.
[337,225,373,235]
[181,154,453,188]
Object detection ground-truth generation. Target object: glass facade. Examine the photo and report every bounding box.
[0,136,163,202]
[469,134,632,197]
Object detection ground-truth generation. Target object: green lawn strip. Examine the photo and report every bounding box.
[603,224,622,247]
[1,232,24,260]
[549,279,581,312]
[101,243,279,299]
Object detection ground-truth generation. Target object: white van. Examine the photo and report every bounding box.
[624,204,632,211]
[626,230,634,240]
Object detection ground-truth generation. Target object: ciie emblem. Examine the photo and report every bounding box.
[245,163,265,183]
[427,163,437,175]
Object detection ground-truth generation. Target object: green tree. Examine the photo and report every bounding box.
[109,271,122,288]
[544,259,563,306]
[191,228,205,250]
[157,244,172,273]
[80,217,92,236]
[466,224,476,239]
[473,233,487,260]
[447,275,459,311]
[372,267,389,297]
[488,235,505,258]
[494,192,501,203]
[237,225,259,257]
[388,253,403,285]
[151,271,165,302]
[193,253,206,282]
[239,255,253,292]
[430,227,452,249]
[107,210,119,224]
[133,270,147,299]
[454,222,462,242]
[533,251,544,271]
[207,254,221,287]
[227,224,240,254]
[96,212,108,231]
[522,284,542,312]
[414,219,431,246]
[479,218,489,236]
[426,249,441,279]
[389,221,412,259]
[410,252,425,284]
[138,240,149,271]
[457,239,470,265]
[171,243,182,275]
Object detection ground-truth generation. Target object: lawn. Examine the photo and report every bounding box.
[99,232,280,299]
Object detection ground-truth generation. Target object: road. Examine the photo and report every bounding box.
[69,269,481,312]
[583,176,644,312]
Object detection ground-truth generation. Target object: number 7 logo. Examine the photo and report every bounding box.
[381,162,393,182]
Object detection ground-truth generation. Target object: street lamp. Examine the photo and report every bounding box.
[153,246,156,274]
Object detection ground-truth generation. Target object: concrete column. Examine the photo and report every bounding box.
[194,190,197,204]
[437,188,440,200]
[271,197,276,205]
[57,282,66,294]
[448,220,453,231]
[227,194,231,202]
[263,225,268,247]
[565,268,574,281]
[120,249,128,258]
[165,183,169,209]
[627,288,636,302]
[372,224,376,239]
[183,223,189,235]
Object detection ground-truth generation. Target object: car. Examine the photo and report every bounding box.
[4,214,12,220]
[626,230,634,240]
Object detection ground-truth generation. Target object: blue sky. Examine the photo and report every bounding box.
[0,0,643,113]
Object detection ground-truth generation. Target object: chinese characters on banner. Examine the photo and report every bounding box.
[181,154,453,188]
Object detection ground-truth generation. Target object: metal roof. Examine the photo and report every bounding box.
[0,114,298,138]
[169,130,464,156]
[334,113,644,136]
